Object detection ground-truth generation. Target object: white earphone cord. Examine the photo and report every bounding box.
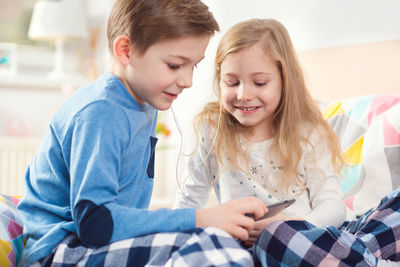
[171,106,190,206]
[171,104,222,208]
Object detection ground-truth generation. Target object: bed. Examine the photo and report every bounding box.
[0,93,399,266]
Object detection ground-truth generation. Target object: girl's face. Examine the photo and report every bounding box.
[220,42,282,141]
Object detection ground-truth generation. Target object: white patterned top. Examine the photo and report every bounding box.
[174,123,346,228]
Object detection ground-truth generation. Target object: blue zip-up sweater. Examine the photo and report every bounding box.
[17,73,196,266]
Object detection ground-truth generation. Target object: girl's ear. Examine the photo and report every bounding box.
[113,35,132,66]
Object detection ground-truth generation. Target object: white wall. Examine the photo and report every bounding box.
[206,0,400,50]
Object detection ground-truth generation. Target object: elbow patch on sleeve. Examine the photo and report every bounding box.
[74,200,114,247]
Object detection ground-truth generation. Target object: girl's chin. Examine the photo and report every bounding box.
[234,118,256,127]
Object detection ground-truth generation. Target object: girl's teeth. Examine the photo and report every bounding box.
[238,107,257,111]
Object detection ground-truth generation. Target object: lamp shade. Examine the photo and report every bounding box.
[28,0,88,41]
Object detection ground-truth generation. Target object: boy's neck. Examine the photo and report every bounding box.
[108,60,146,106]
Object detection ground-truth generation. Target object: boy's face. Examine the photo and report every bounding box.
[125,35,211,110]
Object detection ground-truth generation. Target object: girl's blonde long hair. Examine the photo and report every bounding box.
[194,18,343,191]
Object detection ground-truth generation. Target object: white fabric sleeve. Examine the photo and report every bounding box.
[173,124,215,209]
[301,129,347,228]
[377,259,400,267]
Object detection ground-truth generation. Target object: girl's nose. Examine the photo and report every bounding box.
[237,84,253,101]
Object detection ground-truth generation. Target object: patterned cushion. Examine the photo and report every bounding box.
[322,94,400,218]
[0,195,23,267]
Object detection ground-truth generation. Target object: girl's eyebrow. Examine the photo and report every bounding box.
[252,72,271,76]
[221,73,237,79]
[221,72,271,77]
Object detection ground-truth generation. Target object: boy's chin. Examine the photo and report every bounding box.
[157,106,171,111]
[151,101,173,111]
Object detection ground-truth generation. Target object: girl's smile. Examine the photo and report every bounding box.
[235,105,261,114]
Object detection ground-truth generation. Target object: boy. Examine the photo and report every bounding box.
[17,0,267,266]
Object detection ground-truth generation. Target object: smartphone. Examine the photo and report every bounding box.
[256,199,296,221]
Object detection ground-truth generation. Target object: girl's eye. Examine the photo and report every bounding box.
[255,82,267,86]
[168,63,181,70]
[224,81,239,87]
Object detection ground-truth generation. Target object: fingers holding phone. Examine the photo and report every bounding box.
[195,196,267,241]
[256,199,296,220]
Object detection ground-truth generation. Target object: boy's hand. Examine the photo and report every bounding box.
[196,196,267,241]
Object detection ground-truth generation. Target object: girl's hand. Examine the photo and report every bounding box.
[196,196,267,241]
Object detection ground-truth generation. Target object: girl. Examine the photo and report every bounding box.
[174,18,346,246]
[175,18,400,266]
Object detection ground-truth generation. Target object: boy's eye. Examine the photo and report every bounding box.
[168,63,181,70]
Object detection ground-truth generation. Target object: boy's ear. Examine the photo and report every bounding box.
[113,35,132,66]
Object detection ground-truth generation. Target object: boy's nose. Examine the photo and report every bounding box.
[177,70,193,89]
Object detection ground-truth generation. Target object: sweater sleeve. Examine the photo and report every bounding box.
[301,130,346,228]
[68,102,195,247]
[173,122,215,209]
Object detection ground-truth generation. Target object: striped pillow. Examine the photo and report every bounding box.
[0,194,23,267]
[322,94,400,219]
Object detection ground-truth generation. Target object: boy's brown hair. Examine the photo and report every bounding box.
[107,0,219,55]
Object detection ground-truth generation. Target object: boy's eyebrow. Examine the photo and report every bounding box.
[169,54,205,63]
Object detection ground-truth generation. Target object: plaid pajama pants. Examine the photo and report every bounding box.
[37,227,253,267]
[253,187,400,267]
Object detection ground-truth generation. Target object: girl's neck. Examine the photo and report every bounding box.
[245,127,274,143]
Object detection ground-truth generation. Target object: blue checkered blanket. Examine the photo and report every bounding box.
[34,188,400,266]
[254,187,400,266]
[37,227,253,267]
